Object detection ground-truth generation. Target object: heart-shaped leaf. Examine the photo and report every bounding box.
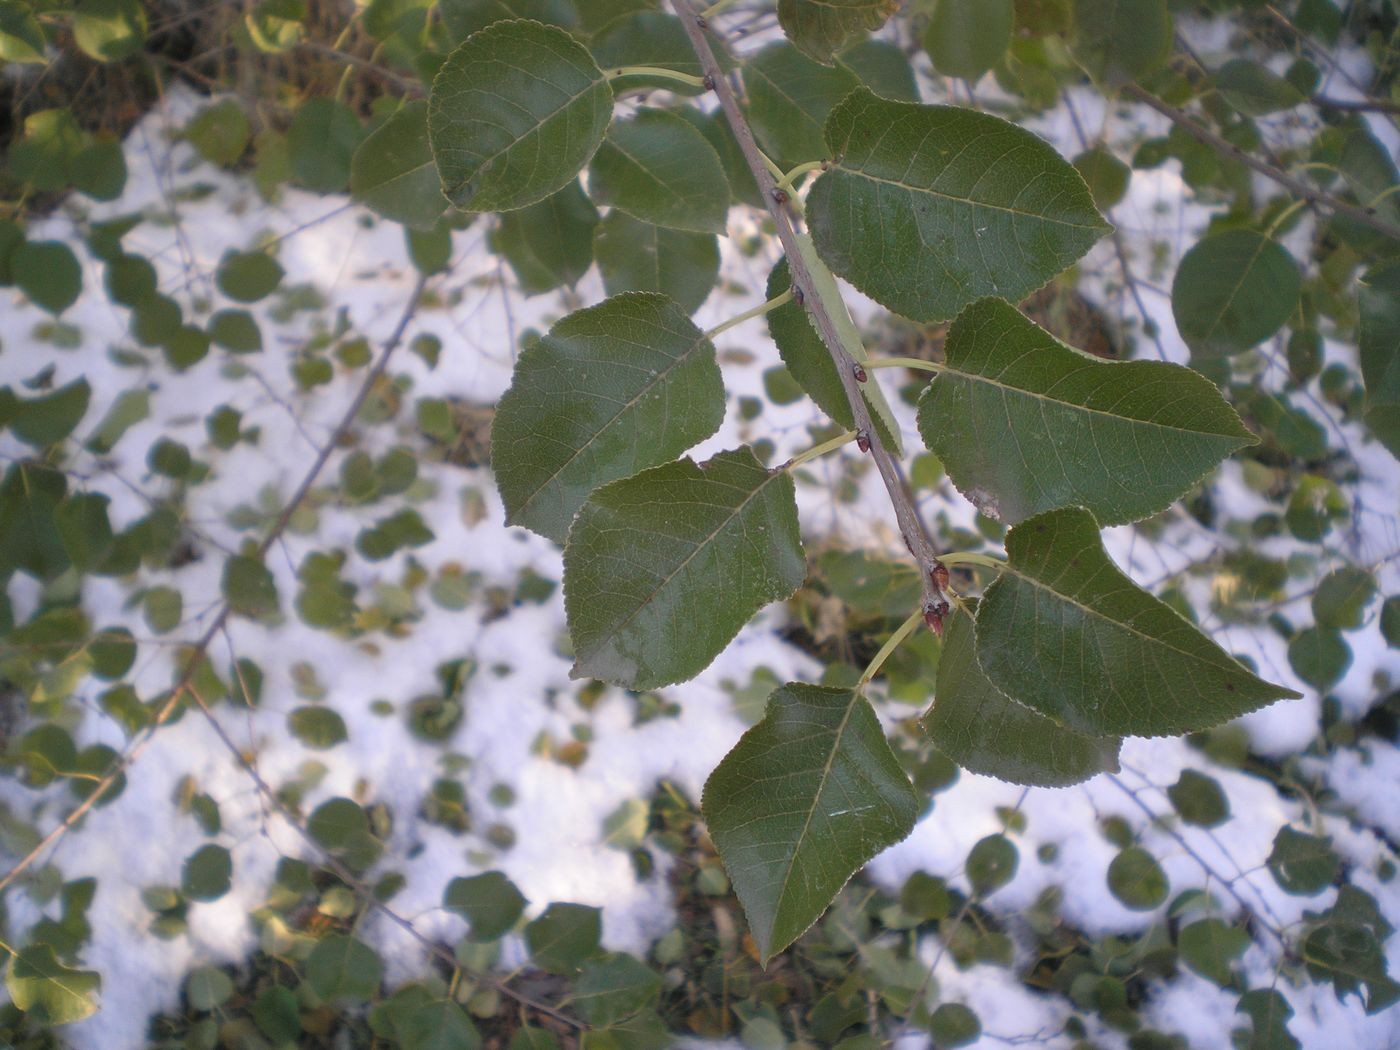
[703,682,919,963]
[429,19,613,212]
[917,298,1256,525]
[564,447,805,689]
[975,507,1300,737]
[492,292,725,543]
[807,88,1108,323]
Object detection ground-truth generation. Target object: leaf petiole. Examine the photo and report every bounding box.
[704,288,793,339]
[940,551,1007,571]
[775,160,826,194]
[868,356,944,374]
[858,609,924,687]
[699,0,740,18]
[785,430,858,470]
[605,65,708,88]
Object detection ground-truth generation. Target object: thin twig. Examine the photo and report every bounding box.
[0,275,429,895]
[1123,84,1400,243]
[671,0,949,626]
[185,684,583,1028]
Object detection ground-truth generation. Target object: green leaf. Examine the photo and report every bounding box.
[1266,827,1339,895]
[287,97,362,193]
[10,379,90,447]
[1383,596,1400,648]
[492,292,725,543]
[743,42,858,167]
[5,944,100,1025]
[1288,625,1351,690]
[428,19,612,213]
[588,110,729,234]
[591,11,720,95]
[1358,261,1400,460]
[221,554,278,621]
[966,833,1018,896]
[837,39,918,101]
[439,0,576,41]
[563,447,806,690]
[85,388,149,454]
[73,138,126,200]
[923,603,1120,787]
[924,0,1012,81]
[594,211,719,313]
[209,308,263,353]
[1107,846,1168,910]
[1073,146,1131,210]
[1237,989,1299,1050]
[217,250,284,303]
[807,88,1108,324]
[525,903,602,973]
[181,844,233,901]
[975,507,1299,737]
[186,966,235,1011]
[777,0,900,65]
[73,0,146,61]
[399,999,482,1050]
[1068,0,1171,87]
[1166,769,1230,827]
[350,101,449,231]
[187,100,251,166]
[1312,566,1377,630]
[288,706,348,748]
[307,934,383,1002]
[573,954,663,1026]
[144,586,183,633]
[916,298,1255,525]
[54,492,114,571]
[765,257,898,450]
[445,871,527,941]
[1217,59,1305,116]
[1171,230,1300,358]
[929,1003,981,1048]
[491,179,598,295]
[14,241,82,314]
[0,1,47,63]
[702,682,919,963]
[1179,919,1250,986]
[1302,921,1400,1014]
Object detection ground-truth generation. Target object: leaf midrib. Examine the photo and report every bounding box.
[512,329,709,522]
[938,359,1249,440]
[766,690,860,946]
[581,463,789,658]
[831,163,1109,230]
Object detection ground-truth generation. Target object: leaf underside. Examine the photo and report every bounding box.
[777,0,900,65]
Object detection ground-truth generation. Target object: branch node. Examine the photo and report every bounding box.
[703,73,715,91]
[856,430,871,454]
[770,187,789,205]
[852,363,867,383]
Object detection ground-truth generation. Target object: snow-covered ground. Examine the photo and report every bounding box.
[3,45,1400,1047]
